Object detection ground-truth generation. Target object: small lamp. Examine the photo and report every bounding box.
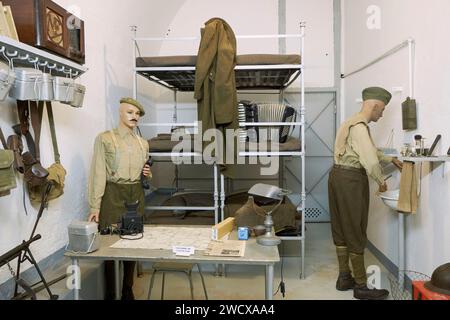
[248,184,292,246]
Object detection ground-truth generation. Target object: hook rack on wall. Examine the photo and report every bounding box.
[0,35,87,79]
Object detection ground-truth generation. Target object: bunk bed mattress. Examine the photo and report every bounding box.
[136,54,301,67]
[148,134,301,152]
[136,54,301,91]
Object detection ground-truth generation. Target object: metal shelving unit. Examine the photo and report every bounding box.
[132,23,307,279]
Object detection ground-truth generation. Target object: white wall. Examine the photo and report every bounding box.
[158,0,334,87]
[342,0,450,276]
[0,0,184,285]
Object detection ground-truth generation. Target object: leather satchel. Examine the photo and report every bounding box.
[29,102,66,203]
[7,134,24,173]
[17,101,49,188]
[22,151,49,188]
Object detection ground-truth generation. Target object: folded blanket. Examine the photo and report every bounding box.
[148,134,301,152]
[136,54,301,68]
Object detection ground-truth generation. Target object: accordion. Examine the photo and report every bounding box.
[238,101,296,143]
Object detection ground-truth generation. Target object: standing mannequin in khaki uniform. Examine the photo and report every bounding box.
[87,98,151,300]
[328,87,403,300]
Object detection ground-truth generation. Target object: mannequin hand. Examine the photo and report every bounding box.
[88,211,100,223]
[142,164,151,177]
[378,182,388,193]
[392,158,403,171]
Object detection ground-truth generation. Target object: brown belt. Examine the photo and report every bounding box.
[333,164,367,175]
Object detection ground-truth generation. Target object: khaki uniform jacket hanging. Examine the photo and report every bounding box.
[194,17,239,176]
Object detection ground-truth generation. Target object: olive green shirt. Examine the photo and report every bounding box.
[88,126,150,212]
[334,114,393,186]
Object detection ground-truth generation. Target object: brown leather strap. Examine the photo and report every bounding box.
[16,101,36,158]
[16,101,30,136]
[0,126,7,149]
[29,101,43,161]
[0,127,8,150]
[45,102,61,163]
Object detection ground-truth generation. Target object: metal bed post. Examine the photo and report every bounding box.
[132,26,138,100]
[213,163,223,277]
[174,90,180,192]
[214,164,219,225]
[131,25,143,278]
[279,89,285,189]
[220,172,227,277]
[173,89,178,124]
[220,174,225,222]
[300,21,306,280]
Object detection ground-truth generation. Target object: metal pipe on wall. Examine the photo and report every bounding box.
[408,38,415,98]
[132,26,138,100]
[341,40,410,79]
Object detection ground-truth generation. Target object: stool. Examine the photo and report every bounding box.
[147,262,208,300]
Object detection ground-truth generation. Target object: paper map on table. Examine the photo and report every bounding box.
[110,226,212,251]
[203,240,246,257]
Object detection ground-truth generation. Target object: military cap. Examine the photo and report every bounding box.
[120,97,145,116]
[362,87,392,105]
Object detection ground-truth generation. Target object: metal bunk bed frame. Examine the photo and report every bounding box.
[132,23,306,279]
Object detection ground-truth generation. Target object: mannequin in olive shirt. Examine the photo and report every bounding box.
[329,87,402,300]
[87,97,151,300]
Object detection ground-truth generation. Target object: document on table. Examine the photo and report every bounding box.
[203,240,246,257]
[110,226,211,251]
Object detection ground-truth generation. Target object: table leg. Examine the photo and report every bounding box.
[265,264,274,300]
[72,258,79,300]
[115,260,120,300]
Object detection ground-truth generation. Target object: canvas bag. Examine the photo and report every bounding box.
[29,102,66,203]
[0,127,17,197]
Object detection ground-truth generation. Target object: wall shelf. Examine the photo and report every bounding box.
[0,35,87,79]
[400,156,450,163]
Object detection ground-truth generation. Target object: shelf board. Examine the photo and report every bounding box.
[400,156,450,162]
[0,35,87,79]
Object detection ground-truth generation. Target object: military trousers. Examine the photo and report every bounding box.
[328,165,370,255]
[99,181,145,299]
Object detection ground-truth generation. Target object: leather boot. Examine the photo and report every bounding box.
[353,284,390,300]
[336,272,356,291]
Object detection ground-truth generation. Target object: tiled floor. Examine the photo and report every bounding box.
[133,223,393,300]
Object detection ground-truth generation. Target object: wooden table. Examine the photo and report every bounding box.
[64,225,280,300]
